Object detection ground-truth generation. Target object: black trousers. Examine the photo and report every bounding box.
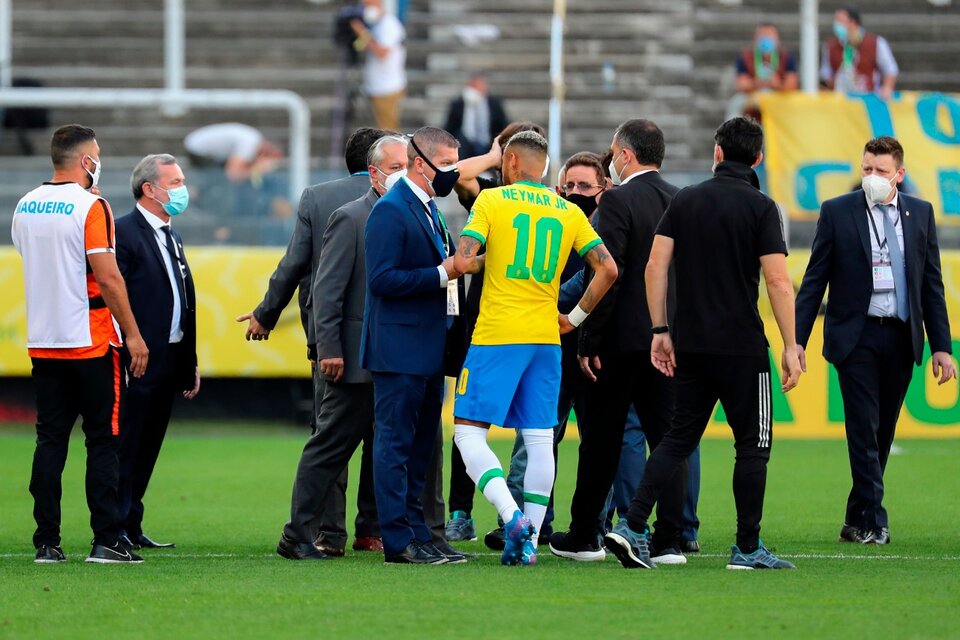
[568,351,685,547]
[285,378,379,545]
[118,343,182,538]
[835,318,914,531]
[30,349,122,548]
[310,370,379,548]
[626,353,772,552]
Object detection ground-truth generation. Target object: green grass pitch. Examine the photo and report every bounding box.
[0,424,958,639]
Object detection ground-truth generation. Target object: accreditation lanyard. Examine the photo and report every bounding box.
[754,49,779,81]
[422,202,459,317]
[867,206,898,292]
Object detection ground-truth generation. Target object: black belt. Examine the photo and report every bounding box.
[866,316,905,326]
[88,296,106,310]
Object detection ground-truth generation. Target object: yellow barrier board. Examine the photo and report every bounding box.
[1,247,957,436]
[760,91,960,225]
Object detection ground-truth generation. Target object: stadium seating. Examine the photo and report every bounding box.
[2,0,959,209]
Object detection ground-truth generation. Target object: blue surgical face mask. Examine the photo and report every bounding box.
[756,36,777,54]
[153,184,190,216]
[833,21,849,43]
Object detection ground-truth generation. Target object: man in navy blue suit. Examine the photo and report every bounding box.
[115,154,201,550]
[796,136,955,546]
[361,126,464,564]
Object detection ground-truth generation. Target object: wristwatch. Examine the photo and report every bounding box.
[650,325,670,334]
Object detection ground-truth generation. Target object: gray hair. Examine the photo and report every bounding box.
[131,153,178,199]
[367,135,408,167]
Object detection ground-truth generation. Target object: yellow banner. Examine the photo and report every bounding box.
[0,247,957,436]
[760,91,960,224]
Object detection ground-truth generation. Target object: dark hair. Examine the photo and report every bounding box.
[614,119,665,168]
[496,121,546,151]
[839,5,861,25]
[599,149,614,178]
[504,130,547,155]
[563,151,605,184]
[344,127,388,174]
[51,124,96,168]
[408,126,460,164]
[714,116,764,165]
[864,136,904,167]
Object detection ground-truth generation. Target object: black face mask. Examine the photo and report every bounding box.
[564,192,599,217]
[410,136,460,198]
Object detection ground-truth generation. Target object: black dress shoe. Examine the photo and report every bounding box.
[136,534,176,549]
[384,541,447,565]
[863,528,890,545]
[277,533,333,560]
[838,523,868,543]
[428,541,469,564]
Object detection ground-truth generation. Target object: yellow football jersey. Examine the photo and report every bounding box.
[462,181,601,346]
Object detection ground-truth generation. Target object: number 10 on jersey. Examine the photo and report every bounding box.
[506,213,563,283]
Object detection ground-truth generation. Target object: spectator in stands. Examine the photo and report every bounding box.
[727,23,799,120]
[351,0,407,131]
[183,122,284,219]
[444,73,509,159]
[821,6,899,99]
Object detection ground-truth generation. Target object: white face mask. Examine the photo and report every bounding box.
[861,173,897,205]
[608,150,625,186]
[384,168,406,191]
[83,154,101,189]
[541,155,550,180]
[363,5,383,24]
[462,86,484,105]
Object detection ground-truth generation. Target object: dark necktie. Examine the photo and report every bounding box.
[160,225,188,328]
[880,204,909,321]
[428,200,447,256]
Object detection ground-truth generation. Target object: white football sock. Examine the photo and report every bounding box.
[521,428,555,547]
[454,424,519,523]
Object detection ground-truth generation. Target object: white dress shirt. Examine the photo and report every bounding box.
[402,177,449,288]
[866,192,905,318]
[137,204,184,343]
[619,168,658,186]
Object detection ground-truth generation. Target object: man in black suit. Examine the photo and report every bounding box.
[237,127,386,555]
[277,135,410,560]
[116,154,201,550]
[796,136,955,545]
[444,73,509,159]
[549,119,688,564]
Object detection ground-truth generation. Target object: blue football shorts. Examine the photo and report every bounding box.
[453,344,561,429]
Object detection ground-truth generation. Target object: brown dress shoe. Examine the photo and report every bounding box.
[353,536,384,552]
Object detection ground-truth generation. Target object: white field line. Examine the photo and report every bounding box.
[2,552,959,561]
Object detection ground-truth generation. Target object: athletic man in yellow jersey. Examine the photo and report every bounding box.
[451,131,618,566]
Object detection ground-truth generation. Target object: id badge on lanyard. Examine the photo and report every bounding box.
[868,207,896,292]
[873,256,895,292]
[447,278,460,316]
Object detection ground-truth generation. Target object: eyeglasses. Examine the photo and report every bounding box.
[561,181,604,194]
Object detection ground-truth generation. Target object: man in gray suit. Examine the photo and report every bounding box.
[239,127,387,555]
[277,135,409,559]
